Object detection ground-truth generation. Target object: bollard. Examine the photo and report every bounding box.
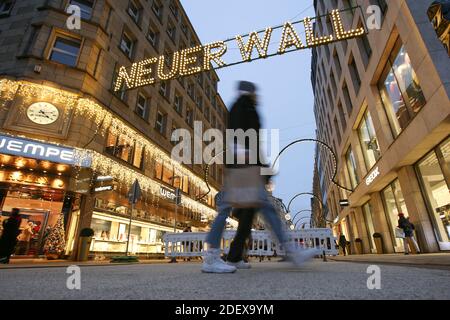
[322,250,327,262]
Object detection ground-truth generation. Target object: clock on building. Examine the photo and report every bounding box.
[26,102,60,125]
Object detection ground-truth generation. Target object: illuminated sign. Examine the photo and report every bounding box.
[114,8,366,92]
[94,185,114,193]
[0,134,91,167]
[339,199,350,207]
[160,187,181,205]
[0,169,67,189]
[365,167,380,186]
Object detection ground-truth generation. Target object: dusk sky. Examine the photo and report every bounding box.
[181,0,317,221]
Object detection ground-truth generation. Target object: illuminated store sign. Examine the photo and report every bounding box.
[0,135,91,167]
[0,169,67,189]
[366,167,380,186]
[160,187,177,201]
[114,8,366,91]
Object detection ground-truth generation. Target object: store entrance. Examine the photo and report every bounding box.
[0,185,65,257]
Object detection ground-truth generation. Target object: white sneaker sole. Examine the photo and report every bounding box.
[201,264,237,274]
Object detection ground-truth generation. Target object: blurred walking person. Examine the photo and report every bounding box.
[339,233,348,256]
[0,208,22,264]
[202,81,318,273]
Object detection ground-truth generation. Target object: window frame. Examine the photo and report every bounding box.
[48,32,82,67]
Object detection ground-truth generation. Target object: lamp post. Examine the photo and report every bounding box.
[169,176,182,264]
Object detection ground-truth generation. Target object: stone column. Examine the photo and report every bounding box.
[353,206,371,254]
[370,192,395,253]
[397,166,440,253]
[70,193,95,260]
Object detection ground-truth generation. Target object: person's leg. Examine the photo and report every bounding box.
[258,196,287,245]
[202,194,236,273]
[227,209,255,263]
[205,201,232,249]
[403,238,410,254]
[409,236,420,253]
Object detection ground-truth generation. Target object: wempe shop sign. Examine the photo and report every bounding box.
[0,134,90,167]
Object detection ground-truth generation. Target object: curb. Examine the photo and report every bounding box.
[328,258,450,270]
[0,260,180,270]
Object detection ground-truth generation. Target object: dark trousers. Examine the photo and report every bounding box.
[227,209,256,263]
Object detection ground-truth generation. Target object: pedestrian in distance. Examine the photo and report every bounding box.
[339,233,348,256]
[201,81,319,274]
[0,208,22,264]
[397,213,421,255]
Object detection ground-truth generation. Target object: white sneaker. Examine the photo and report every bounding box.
[202,249,237,274]
[288,248,320,267]
[227,260,251,269]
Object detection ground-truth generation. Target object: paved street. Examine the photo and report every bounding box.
[1,259,449,300]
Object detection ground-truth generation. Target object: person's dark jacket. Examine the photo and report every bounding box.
[0,215,22,257]
[398,217,415,237]
[228,94,263,167]
[339,235,347,247]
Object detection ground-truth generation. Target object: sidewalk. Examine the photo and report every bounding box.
[330,253,450,269]
[0,258,185,270]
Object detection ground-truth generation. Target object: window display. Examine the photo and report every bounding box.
[89,212,172,254]
[417,138,450,245]
[382,179,409,252]
[379,41,426,137]
[358,110,381,169]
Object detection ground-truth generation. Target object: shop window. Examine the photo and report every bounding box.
[362,202,376,253]
[345,146,360,189]
[382,179,409,251]
[105,131,144,169]
[378,41,426,138]
[69,0,94,20]
[417,138,450,243]
[49,34,81,67]
[358,109,381,169]
[91,218,112,240]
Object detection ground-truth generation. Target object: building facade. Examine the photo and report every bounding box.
[0,0,229,258]
[311,0,450,254]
